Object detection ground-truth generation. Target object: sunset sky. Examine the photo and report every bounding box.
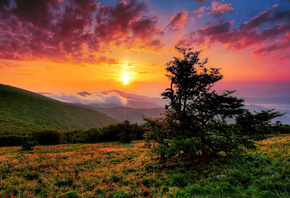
[0,0,289,97]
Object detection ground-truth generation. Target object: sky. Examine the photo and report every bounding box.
[0,0,289,97]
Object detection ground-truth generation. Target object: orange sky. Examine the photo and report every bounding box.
[0,0,289,97]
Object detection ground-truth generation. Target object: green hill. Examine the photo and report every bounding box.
[0,84,117,135]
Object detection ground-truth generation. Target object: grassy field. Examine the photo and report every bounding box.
[0,135,289,197]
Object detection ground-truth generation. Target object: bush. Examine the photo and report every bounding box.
[86,127,103,142]
[32,129,64,145]
[58,191,79,198]
[100,120,139,143]
[22,131,37,151]
[0,135,23,147]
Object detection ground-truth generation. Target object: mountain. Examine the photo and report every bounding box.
[74,90,166,123]
[0,84,117,135]
[76,90,167,109]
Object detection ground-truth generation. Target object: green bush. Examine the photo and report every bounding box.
[0,135,23,147]
[24,171,39,180]
[86,127,103,142]
[32,129,64,145]
[58,191,79,198]
[100,120,138,143]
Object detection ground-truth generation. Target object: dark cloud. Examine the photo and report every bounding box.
[167,11,188,32]
[198,21,233,36]
[0,0,10,9]
[132,17,163,40]
[195,0,207,4]
[13,0,59,28]
[0,0,164,64]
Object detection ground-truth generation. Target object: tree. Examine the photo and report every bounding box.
[145,47,252,160]
[236,109,285,139]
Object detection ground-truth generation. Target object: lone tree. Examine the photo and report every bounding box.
[145,47,254,160]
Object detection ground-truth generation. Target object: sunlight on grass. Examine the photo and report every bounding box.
[0,136,289,197]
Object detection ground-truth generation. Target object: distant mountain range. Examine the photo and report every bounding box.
[74,90,166,123]
[1,83,289,136]
[77,90,167,109]
[0,84,117,135]
[69,90,290,125]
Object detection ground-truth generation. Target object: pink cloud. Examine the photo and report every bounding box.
[167,11,189,32]
[193,6,206,18]
[208,1,234,18]
[96,56,119,65]
[252,32,290,58]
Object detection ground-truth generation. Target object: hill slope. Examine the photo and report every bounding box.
[0,84,117,134]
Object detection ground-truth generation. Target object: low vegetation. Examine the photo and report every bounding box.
[0,134,289,197]
[0,121,145,147]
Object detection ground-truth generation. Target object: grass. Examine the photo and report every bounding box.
[0,83,117,134]
[0,135,289,197]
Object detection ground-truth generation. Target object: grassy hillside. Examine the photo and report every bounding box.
[0,84,117,134]
[0,135,288,197]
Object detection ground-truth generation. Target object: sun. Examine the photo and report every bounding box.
[121,71,131,85]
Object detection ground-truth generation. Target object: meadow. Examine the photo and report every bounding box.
[0,134,289,198]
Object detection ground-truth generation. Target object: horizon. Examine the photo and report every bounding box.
[0,0,290,98]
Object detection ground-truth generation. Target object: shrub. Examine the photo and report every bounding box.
[22,131,37,151]
[86,127,103,142]
[24,171,39,180]
[32,129,64,145]
[58,191,79,198]
[0,135,23,147]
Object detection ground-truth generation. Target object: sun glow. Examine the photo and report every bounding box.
[121,71,131,85]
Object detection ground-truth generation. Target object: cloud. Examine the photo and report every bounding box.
[95,56,119,65]
[252,32,290,59]
[207,1,234,18]
[198,21,233,36]
[240,4,279,30]
[167,11,189,32]
[175,5,290,56]
[0,0,10,9]
[50,91,128,106]
[132,17,163,40]
[0,0,164,64]
[193,6,206,18]
[195,0,207,4]
[95,0,164,49]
